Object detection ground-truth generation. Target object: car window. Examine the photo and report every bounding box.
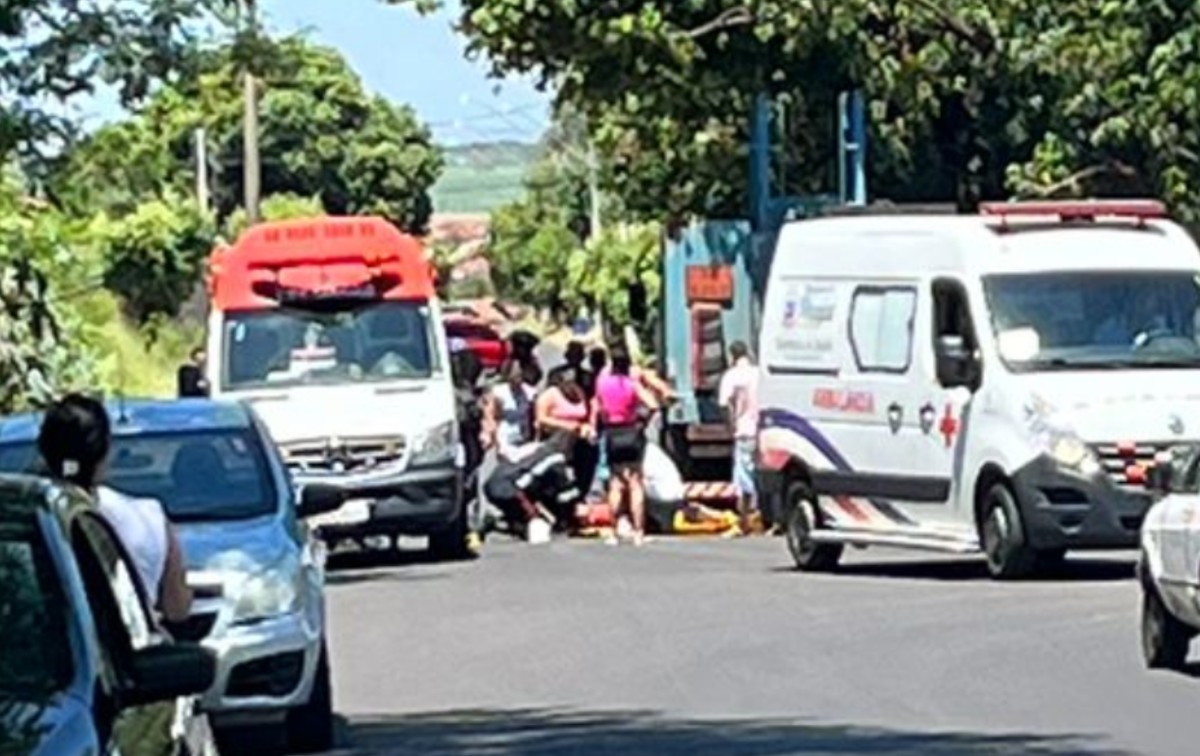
[0,430,276,523]
[70,512,157,674]
[850,286,917,373]
[0,519,73,700]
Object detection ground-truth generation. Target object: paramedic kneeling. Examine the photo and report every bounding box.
[719,341,760,534]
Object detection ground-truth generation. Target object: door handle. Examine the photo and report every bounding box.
[887,403,903,434]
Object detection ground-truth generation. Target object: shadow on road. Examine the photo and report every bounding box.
[773,557,1135,583]
[327,708,1129,756]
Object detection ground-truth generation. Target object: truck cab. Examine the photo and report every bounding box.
[199,217,470,559]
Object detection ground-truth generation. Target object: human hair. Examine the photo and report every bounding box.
[37,394,111,489]
[191,346,205,362]
[609,344,633,376]
[565,340,586,365]
[588,346,607,373]
[729,340,751,362]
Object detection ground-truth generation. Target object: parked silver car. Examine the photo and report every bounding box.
[0,399,343,754]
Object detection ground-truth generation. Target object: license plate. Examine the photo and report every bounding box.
[310,498,371,528]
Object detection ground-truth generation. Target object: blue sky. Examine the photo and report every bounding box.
[77,0,552,146]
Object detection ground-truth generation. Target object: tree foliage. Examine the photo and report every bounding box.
[0,174,97,412]
[52,35,444,233]
[394,0,1200,220]
[0,0,222,162]
[94,196,217,325]
[224,192,326,240]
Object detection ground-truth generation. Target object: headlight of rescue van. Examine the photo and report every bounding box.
[410,421,457,466]
[232,560,305,623]
[1023,394,1101,476]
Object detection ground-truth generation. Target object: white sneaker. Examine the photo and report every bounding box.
[615,517,634,541]
[527,518,552,545]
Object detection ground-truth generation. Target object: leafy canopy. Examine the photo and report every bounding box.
[52,35,444,233]
[0,0,224,162]
[391,0,1200,220]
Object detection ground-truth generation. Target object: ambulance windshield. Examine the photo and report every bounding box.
[985,270,1200,370]
[221,301,439,390]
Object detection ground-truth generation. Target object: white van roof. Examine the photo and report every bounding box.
[775,200,1199,278]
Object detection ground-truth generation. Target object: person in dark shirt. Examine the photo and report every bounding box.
[176,348,209,398]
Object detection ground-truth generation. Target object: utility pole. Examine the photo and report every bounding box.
[194,127,210,212]
[241,0,262,224]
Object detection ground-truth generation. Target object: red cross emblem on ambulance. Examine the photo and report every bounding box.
[939,403,959,448]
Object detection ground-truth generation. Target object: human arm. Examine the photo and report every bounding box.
[480,391,498,450]
[158,524,193,624]
[636,366,676,402]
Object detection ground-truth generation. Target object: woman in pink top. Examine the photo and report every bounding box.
[592,345,659,545]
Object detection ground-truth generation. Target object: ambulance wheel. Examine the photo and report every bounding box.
[979,482,1037,580]
[784,480,842,572]
[1142,585,1193,671]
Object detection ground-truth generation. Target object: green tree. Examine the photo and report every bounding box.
[224,192,326,240]
[51,35,444,233]
[93,195,217,325]
[0,174,97,412]
[391,0,1200,219]
[0,0,221,163]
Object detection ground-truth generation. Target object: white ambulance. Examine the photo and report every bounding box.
[757,200,1200,579]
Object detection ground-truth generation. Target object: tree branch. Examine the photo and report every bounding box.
[1020,160,1138,199]
[683,6,755,40]
[905,0,992,52]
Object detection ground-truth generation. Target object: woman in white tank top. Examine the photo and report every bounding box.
[484,360,538,462]
[38,395,192,623]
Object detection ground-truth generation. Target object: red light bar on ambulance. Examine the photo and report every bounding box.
[979,199,1168,221]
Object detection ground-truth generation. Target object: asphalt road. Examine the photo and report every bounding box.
[321,539,1199,756]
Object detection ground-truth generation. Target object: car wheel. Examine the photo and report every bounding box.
[784,479,842,572]
[1142,586,1193,671]
[286,642,334,754]
[979,482,1037,580]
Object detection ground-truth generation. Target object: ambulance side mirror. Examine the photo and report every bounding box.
[935,335,980,390]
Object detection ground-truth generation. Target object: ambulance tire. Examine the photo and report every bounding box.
[784,480,842,572]
[1141,584,1193,671]
[980,482,1037,580]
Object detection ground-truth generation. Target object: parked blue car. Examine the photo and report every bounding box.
[0,399,343,754]
[0,473,217,755]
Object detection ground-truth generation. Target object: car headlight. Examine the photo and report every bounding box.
[410,421,457,466]
[232,563,304,623]
[1023,395,1101,475]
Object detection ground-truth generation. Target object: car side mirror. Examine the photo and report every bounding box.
[123,643,216,708]
[935,335,980,390]
[297,484,345,519]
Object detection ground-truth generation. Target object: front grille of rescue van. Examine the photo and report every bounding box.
[281,435,406,474]
[1090,442,1173,491]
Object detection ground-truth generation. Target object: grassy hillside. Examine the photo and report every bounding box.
[431,141,539,213]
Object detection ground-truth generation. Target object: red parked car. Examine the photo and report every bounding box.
[445,316,509,371]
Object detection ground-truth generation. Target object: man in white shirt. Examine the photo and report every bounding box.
[718,341,760,534]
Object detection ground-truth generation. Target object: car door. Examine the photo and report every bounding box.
[828,280,950,529]
[905,277,982,529]
[68,510,177,756]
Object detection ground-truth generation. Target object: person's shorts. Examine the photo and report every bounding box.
[733,438,757,498]
[605,424,646,468]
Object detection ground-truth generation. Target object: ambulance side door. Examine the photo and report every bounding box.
[906,276,981,528]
